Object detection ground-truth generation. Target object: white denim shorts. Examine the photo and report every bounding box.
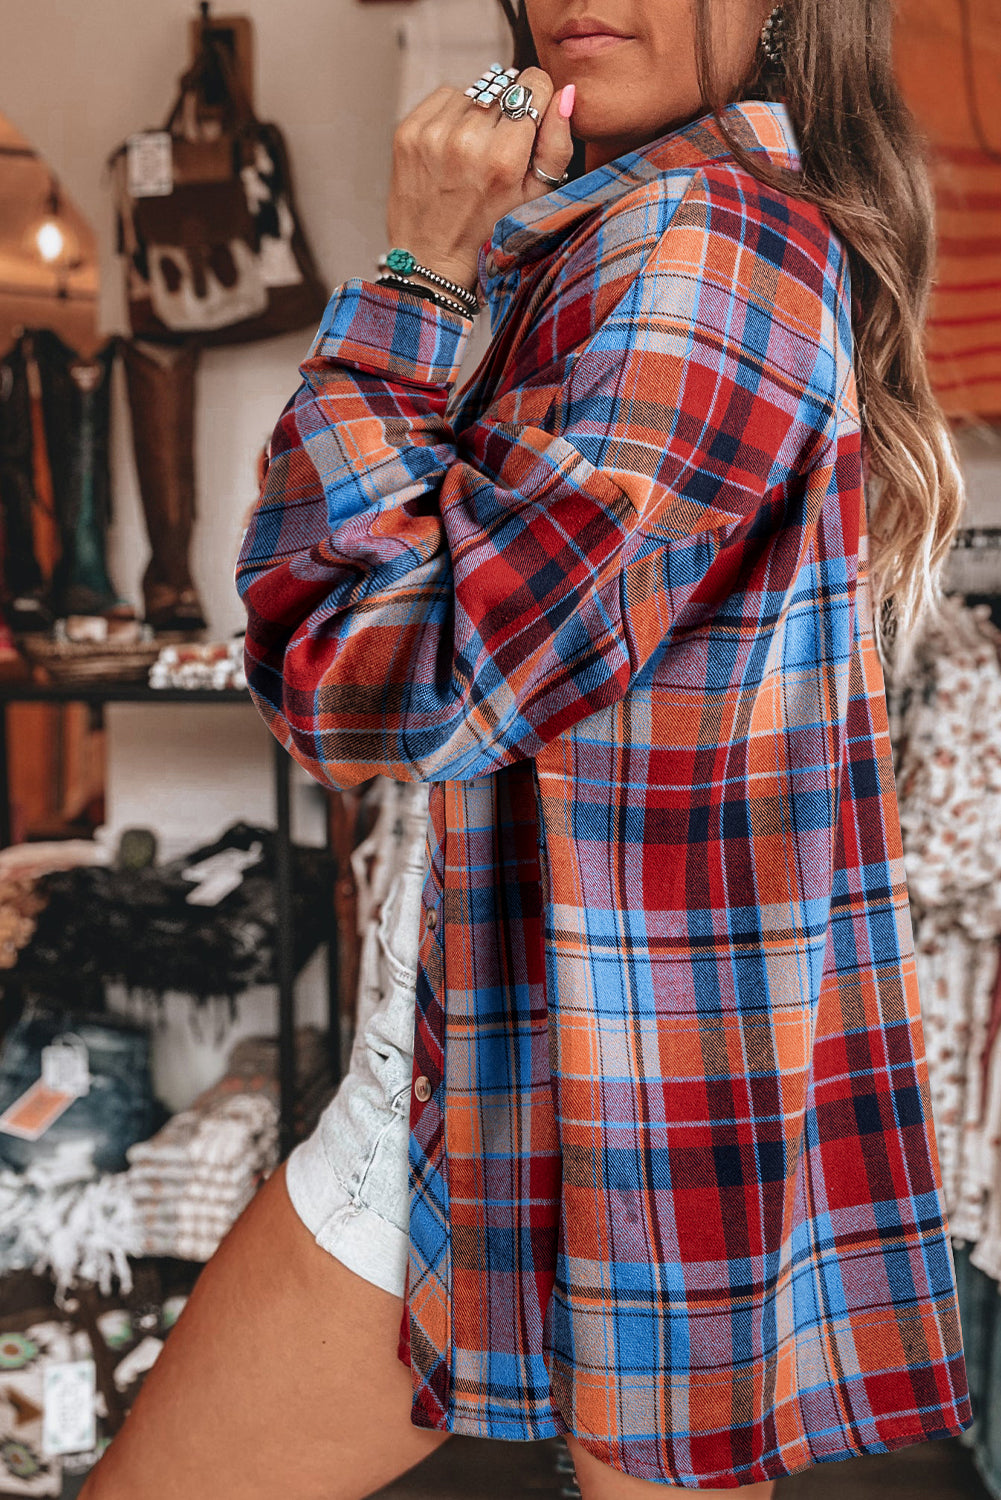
[283,782,427,1299]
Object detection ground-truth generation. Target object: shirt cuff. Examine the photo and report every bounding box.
[303,277,473,388]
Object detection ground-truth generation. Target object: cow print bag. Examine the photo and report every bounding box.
[107,36,329,346]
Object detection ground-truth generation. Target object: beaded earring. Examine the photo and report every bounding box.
[759,5,787,68]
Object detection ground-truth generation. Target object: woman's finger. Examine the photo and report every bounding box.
[522,83,575,199]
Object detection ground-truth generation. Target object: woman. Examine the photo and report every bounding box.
[82,1,973,1496]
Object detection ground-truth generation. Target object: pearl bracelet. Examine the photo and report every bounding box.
[377,249,479,315]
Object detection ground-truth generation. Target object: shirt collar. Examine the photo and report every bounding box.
[479,98,801,285]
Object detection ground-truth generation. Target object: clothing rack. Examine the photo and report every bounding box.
[887,581,1001,1496]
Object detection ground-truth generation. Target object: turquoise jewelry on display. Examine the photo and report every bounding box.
[464,61,519,109]
[376,250,479,315]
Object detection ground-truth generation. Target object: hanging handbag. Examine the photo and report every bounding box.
[107,34,329,346]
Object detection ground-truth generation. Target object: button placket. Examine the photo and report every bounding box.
[413,897,440,1106]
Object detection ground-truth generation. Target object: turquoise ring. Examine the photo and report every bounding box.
[498,82,539,124]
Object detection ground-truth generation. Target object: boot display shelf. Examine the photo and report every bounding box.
[0,681,342,1156]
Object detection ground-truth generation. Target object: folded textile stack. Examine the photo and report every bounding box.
[125,1026,333,1261]
[126,1094,276,1261]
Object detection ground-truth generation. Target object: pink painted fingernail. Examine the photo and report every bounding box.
[559,84,575,119]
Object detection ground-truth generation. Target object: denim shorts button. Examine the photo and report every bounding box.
[425,907,437,930]
[414,1075,432,1102]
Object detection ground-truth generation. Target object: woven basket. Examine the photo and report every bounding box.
[19,635,162,685]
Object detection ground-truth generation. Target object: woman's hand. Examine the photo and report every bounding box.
[386,68,575,295]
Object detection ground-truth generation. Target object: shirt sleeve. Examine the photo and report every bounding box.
[236,166,840,788]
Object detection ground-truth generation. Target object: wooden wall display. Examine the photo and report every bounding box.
[187,13,255,110]
[894,0,1001,420]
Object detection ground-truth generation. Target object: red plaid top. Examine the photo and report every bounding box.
[237,100,972,1486]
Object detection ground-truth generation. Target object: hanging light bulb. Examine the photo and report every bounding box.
[21,171,84,299]
[35,217,66,264]
[25,174,78,272]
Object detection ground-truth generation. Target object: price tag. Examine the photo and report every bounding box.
[41,1036,90,1098]
[127,131,173,198]
[0,1079,77,1139]
[42,1359,97,1457]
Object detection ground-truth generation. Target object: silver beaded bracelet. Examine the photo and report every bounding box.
[377,249,479,315]
[375,274,472,322]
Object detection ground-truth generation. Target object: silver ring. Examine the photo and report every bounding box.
[498,82,537,123]
[530,162,569,188]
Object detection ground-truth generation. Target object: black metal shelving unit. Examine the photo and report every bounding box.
[0,681,341,1156]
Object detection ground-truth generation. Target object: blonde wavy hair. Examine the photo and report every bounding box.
[502,0,964,674]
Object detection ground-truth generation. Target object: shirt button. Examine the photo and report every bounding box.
[414,1075,432,1102]
[425,907,437,930]
[484,252,498,278]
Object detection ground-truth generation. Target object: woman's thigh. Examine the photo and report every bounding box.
[79,1160,451,1500]
[565,1437,775,1500]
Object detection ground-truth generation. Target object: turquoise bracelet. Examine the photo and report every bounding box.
[377,250,479,315]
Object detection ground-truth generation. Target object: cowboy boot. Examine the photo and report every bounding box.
[0,332,56,630]
[122,337,207,633]
[32,329,132,620]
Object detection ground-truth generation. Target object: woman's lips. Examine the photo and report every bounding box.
[557,32,633,56]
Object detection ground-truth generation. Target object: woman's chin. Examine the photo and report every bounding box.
[567,103,631,148]
[563,89,669,151]
[571,119,652,166]
[573,105,698,166]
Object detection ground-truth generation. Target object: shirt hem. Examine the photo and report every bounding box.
[410,1405,975,1488]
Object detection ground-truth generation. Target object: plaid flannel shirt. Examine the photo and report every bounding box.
[237,100,972,1487]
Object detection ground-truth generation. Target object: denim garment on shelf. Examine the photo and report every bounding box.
[0,1011,157,1174]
